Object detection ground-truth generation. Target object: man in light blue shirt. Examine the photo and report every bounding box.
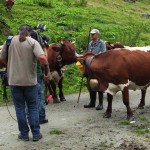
[84,29,106,110]
[87,29,106,54]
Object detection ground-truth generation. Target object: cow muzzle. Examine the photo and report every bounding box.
[89,79,99,91]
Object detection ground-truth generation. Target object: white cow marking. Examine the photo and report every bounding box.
[124,46,150,52]
[105,80,149,95]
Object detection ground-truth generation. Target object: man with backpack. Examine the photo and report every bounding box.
[1,25,50,141]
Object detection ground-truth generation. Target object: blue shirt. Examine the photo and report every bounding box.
[87,39,106,54]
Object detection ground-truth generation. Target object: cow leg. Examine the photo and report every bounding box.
[138,89,146,109]
[58,77,66,102]
[1,71,8,100]
[122,87,133,120]
[103,93,113,118]
[3,85,7,100]
[48,80,60,103]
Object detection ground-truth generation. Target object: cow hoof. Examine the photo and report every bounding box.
[103,113,111,118]
[138,105,144,109]
[60,97,66,102]
[53,98,60,103]
[127,114,134,121]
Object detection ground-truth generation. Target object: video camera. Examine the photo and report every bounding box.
[34,24,46,31]
[31,24,50,48]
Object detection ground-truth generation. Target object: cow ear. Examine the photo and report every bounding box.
[52,45,61,52]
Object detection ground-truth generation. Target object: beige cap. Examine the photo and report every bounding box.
[90,29,100,34]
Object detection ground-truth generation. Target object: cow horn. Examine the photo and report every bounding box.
[75,52,84,58]
[72,41,76,44]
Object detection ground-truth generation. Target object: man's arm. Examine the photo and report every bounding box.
[99,40,106,53]
[37,54,50,80]
[37,54,48,65]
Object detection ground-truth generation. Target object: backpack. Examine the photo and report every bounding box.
[1,36,13,86]
[6,35,13,61]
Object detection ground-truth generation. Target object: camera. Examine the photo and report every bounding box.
[31,24,50,48]
[34,24,46,31]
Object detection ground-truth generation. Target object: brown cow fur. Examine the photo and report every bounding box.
[79,49,150,120]
[45,41,77,103]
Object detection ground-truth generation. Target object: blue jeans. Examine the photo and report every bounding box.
[10,85,40,137]
[37,78,46,121]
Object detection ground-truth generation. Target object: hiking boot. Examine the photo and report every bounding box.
[96,104,103,110]
[84,103,95,108]
[18,133,29,141]
[60,97,66,102]
[40,119,48,124]
[33,133,43,141]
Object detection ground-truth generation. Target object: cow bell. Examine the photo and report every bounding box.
[89,79,99,91]
[76,61,85,73]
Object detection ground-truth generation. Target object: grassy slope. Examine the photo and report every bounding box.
[0,0,150,95]
[2,0,150,45]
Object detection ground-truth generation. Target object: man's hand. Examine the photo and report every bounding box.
[43,70,51,81]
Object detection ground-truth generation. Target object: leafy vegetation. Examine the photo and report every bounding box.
[119,120,130,125]
[49,129,65,135]
[134,126,149,135]
[1,0,150,46]
[0,0,150,98]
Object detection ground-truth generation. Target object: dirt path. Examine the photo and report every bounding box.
[0,90,150,150]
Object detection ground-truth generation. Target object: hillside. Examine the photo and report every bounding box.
[0,0,150,95]
[0,0,150,47]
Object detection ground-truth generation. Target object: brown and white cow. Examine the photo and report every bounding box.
[105,43,149,110]
[45,40,77,103]
[78,47,150,120]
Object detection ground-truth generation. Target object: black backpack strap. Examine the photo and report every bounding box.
[6,36,13,61]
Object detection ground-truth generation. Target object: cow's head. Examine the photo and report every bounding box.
[51,40,77,66]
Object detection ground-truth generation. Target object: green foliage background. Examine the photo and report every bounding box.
[0,0,150,100]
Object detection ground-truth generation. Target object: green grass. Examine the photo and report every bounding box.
[139,116,149,122]
[49,129,65,135]
[119,120,130,125]
[133,124,149,135]
[134,128,149,135]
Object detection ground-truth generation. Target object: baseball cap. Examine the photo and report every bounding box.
[90,29,100,34]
